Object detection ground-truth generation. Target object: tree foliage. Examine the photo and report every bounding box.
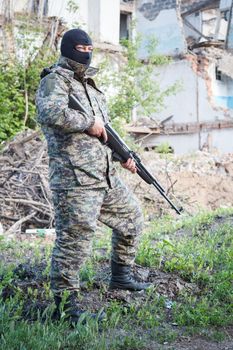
[0,49,57,142]
[0,29,178,142]
[96,36,179,133]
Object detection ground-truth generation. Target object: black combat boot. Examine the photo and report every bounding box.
[109,261,152,291]
[53,292,105,324]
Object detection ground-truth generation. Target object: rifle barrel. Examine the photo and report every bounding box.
[152,181,181,215]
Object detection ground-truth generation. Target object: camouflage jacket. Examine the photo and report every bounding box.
[36,56,116,190]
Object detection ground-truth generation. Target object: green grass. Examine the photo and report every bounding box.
[0,207,233,349]
[136,208,233,328]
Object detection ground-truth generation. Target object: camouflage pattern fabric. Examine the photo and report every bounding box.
[51,177,143,294]
[36,56,116,190]
[36,56,143,295]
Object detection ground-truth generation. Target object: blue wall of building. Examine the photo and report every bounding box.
[214,96,233,109]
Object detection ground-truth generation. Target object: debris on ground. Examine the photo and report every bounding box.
[1,129,233,236]
[0,258,198,320]
[0,130,53,236]
[123,150,233,218]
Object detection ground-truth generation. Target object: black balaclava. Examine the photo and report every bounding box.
[61,29,92,67]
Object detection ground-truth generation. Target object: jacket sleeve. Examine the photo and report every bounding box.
[36,72,95,132]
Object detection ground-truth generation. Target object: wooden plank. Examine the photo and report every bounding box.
[126,125,160,134]
[126,120,233,135]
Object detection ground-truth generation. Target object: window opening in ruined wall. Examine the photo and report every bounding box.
[120,0,134,41]
[215,66,222,80]
[202,8,229,41]
[120,12,132,40]
[182,0,233,46]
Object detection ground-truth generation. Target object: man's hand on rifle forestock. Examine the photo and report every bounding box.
[87,117,108,143]
[121,158,137,174]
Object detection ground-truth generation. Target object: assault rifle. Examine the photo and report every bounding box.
[69,94,182,215]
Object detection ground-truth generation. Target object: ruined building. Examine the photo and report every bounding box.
[0,0,233,153]
[134,0,233,153]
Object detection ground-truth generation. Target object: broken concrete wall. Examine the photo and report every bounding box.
[196,47,233,108]
[141,126,233,154]
[133,0,233,154]
[1,0,233,155]
[152,60,198,124]
[142,133,200,154]
[136,0,187,58]
[200,128,233,151]
[152,57,233,123]
[135,53,233,154]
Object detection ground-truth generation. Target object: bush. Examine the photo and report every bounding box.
[0,50,57,142]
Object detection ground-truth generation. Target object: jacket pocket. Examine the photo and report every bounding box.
[67,135,108,186]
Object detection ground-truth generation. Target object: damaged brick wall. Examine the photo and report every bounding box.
[138,0,179,21]
[186,51,233,111]
[186,54,214,106]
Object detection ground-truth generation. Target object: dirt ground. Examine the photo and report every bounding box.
[162,336,233,350]
[1,257,233,350]
[122,150,233,218]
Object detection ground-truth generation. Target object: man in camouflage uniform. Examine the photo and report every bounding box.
[36,29,151,322]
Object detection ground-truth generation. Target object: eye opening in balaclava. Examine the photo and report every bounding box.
[61,28,93,67]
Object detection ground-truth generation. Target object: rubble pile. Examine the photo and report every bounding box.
[126,150,233,216]
[1,129,233,235]
[143,151,233,176]
[0,130,53,236]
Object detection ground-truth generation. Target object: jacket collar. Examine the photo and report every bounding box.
[57,56,99,79]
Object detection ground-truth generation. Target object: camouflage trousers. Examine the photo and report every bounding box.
[50,176,143,295]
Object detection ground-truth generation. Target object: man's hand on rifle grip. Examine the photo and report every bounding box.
[121,158,137,174]
[87,117,108,143]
